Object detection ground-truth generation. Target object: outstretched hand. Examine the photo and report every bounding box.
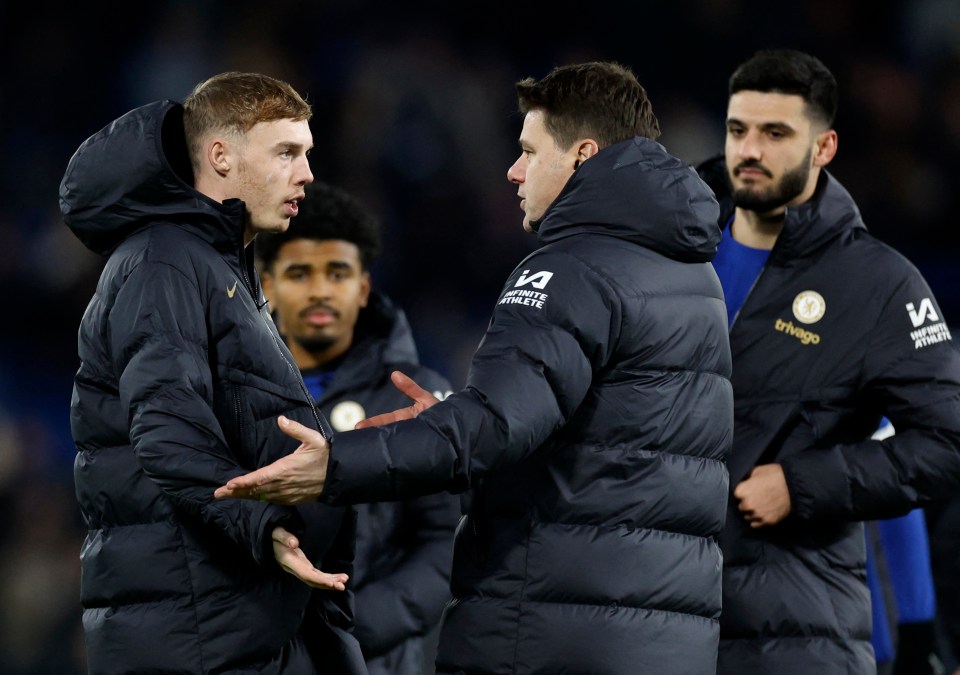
[355,370,441,429]
[271,526,348,590]
[213,415,329,504]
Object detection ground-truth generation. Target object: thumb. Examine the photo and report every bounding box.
[391,370,413,388]
[272,526,299,549]
[277,415,311,441]
[391,370,433,403]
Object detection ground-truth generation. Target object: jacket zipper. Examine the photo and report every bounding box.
[268,324,331,442]
[240,240,331,442]
[728,208,788,332]
[233,383,245,449]
[729,267,766,331]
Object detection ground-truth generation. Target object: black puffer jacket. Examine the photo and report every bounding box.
[310,291,459,675]
[698,156,960,675]
[60,100,363,675]
[323,138,734,674]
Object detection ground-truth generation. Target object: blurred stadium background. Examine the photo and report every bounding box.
[0,1,958,671]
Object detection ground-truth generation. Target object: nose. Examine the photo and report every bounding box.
[507,154,525,184]
[308,274,332,300]
[297,157,314,186]
[737,130,762,161]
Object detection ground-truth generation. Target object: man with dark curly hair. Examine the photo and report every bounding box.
[256,181,459,675]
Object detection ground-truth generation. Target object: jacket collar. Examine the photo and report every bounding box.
[697,154,867,262]
[61,100,247,257]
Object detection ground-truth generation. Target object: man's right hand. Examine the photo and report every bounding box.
[733,463,792,528]
[213,415,329,504]
[355,370,441,429]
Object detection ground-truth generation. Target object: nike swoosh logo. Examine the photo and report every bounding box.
[227,281,238,298]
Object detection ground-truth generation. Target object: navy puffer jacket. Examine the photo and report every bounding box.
[60,100,363,675]
[323,138,734,674]
[309,291,459,674]
[698,156,960,675]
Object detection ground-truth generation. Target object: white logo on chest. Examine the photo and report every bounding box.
[330,401,366,432]
[792,290,826,324]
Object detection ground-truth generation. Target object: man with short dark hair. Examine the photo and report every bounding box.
[256,180,459,675]
[697,48,960,674]
[219,61,733,674]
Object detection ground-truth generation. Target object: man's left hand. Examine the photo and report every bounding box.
[733,463,791,528]
[354,370,439,429]
[271,526,348,590]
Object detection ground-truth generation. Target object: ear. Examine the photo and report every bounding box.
[359,272,372,308]
[812,129,838,168]
[575,139,600,168]
[208,138,232,177]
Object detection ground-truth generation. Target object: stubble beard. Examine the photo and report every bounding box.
[237,158,282,234]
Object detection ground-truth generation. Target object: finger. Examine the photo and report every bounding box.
[272,527,299,549]
[391,370,427,399]
[355,409,408,429]
[213,486,256,499]
[310,572,349,591]
[391,370,439,408]
[732,481,748,500]
[223,468,270,492]
[277,415,318,443]
[214,480,258,499]
[282,551,349,590]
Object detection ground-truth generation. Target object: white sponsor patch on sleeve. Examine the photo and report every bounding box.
[515,270,553,289]
[498,269,553,310]
[498,288,549,309]
[906,298,952,349]
[910,321,952,349]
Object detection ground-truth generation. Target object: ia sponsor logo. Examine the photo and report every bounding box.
[905,298,938,328]
[906,298,952,349]
[515,270,553,289]
[501,270,553,309]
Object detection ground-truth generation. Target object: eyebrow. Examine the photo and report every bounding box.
[727,118,796,134]
[275,140,311,153]
[281,262,312,273]
[283,260,355,272]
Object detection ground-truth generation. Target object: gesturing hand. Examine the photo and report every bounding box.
[213,415,329,504]
[355,370,441,429]
[271,526,348,590]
